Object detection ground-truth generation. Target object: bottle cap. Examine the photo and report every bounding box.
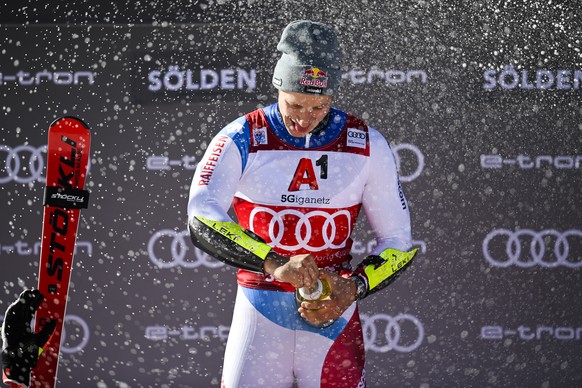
[298,279,323,301]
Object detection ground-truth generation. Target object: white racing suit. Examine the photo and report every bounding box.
[187,103,413,388]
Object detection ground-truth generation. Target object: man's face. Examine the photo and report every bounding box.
[278,90,333,137]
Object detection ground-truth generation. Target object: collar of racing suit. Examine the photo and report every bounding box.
[275,106,332,137]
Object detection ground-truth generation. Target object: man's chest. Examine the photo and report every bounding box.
[238,149,369,207]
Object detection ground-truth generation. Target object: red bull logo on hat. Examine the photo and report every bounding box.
[300,67,328,88]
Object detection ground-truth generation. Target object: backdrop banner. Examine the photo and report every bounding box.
[1,8,581,387]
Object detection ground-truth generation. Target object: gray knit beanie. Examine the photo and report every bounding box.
[272,20,342,96]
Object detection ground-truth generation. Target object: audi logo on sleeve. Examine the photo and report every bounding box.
[0,144,47,184]
[483,228,582,268]
[346,128,367,149]
[147,229,224,269]
[360,313,424,353]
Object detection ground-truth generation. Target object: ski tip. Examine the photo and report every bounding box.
[50,116,91,132]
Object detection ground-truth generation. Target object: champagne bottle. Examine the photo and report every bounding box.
[295,279,336,329]
[296,278,331,302]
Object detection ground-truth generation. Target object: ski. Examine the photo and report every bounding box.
[30,117,91,388]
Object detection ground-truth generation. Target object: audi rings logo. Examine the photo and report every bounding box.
[249,208,352,252]
[0,144,47,184]
[60,315,90,354]
[360,313,424,353]
[148,229,224,269]
[483,229,582,268]
[347,131,366,139]
[393,143,424,182]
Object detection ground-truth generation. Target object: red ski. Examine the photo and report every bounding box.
[29,117,91,388]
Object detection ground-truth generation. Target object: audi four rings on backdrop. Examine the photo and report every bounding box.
[360,313,425,353]
[0,143,92,184]
[148,229,225,268]
[483,229,582,268]
[0,144,48,183]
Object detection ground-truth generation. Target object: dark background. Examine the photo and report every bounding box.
[1,1,581,387]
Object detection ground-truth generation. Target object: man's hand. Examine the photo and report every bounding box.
[1,289,57,387]
[298,271,357,327]
[263,253,320,289]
